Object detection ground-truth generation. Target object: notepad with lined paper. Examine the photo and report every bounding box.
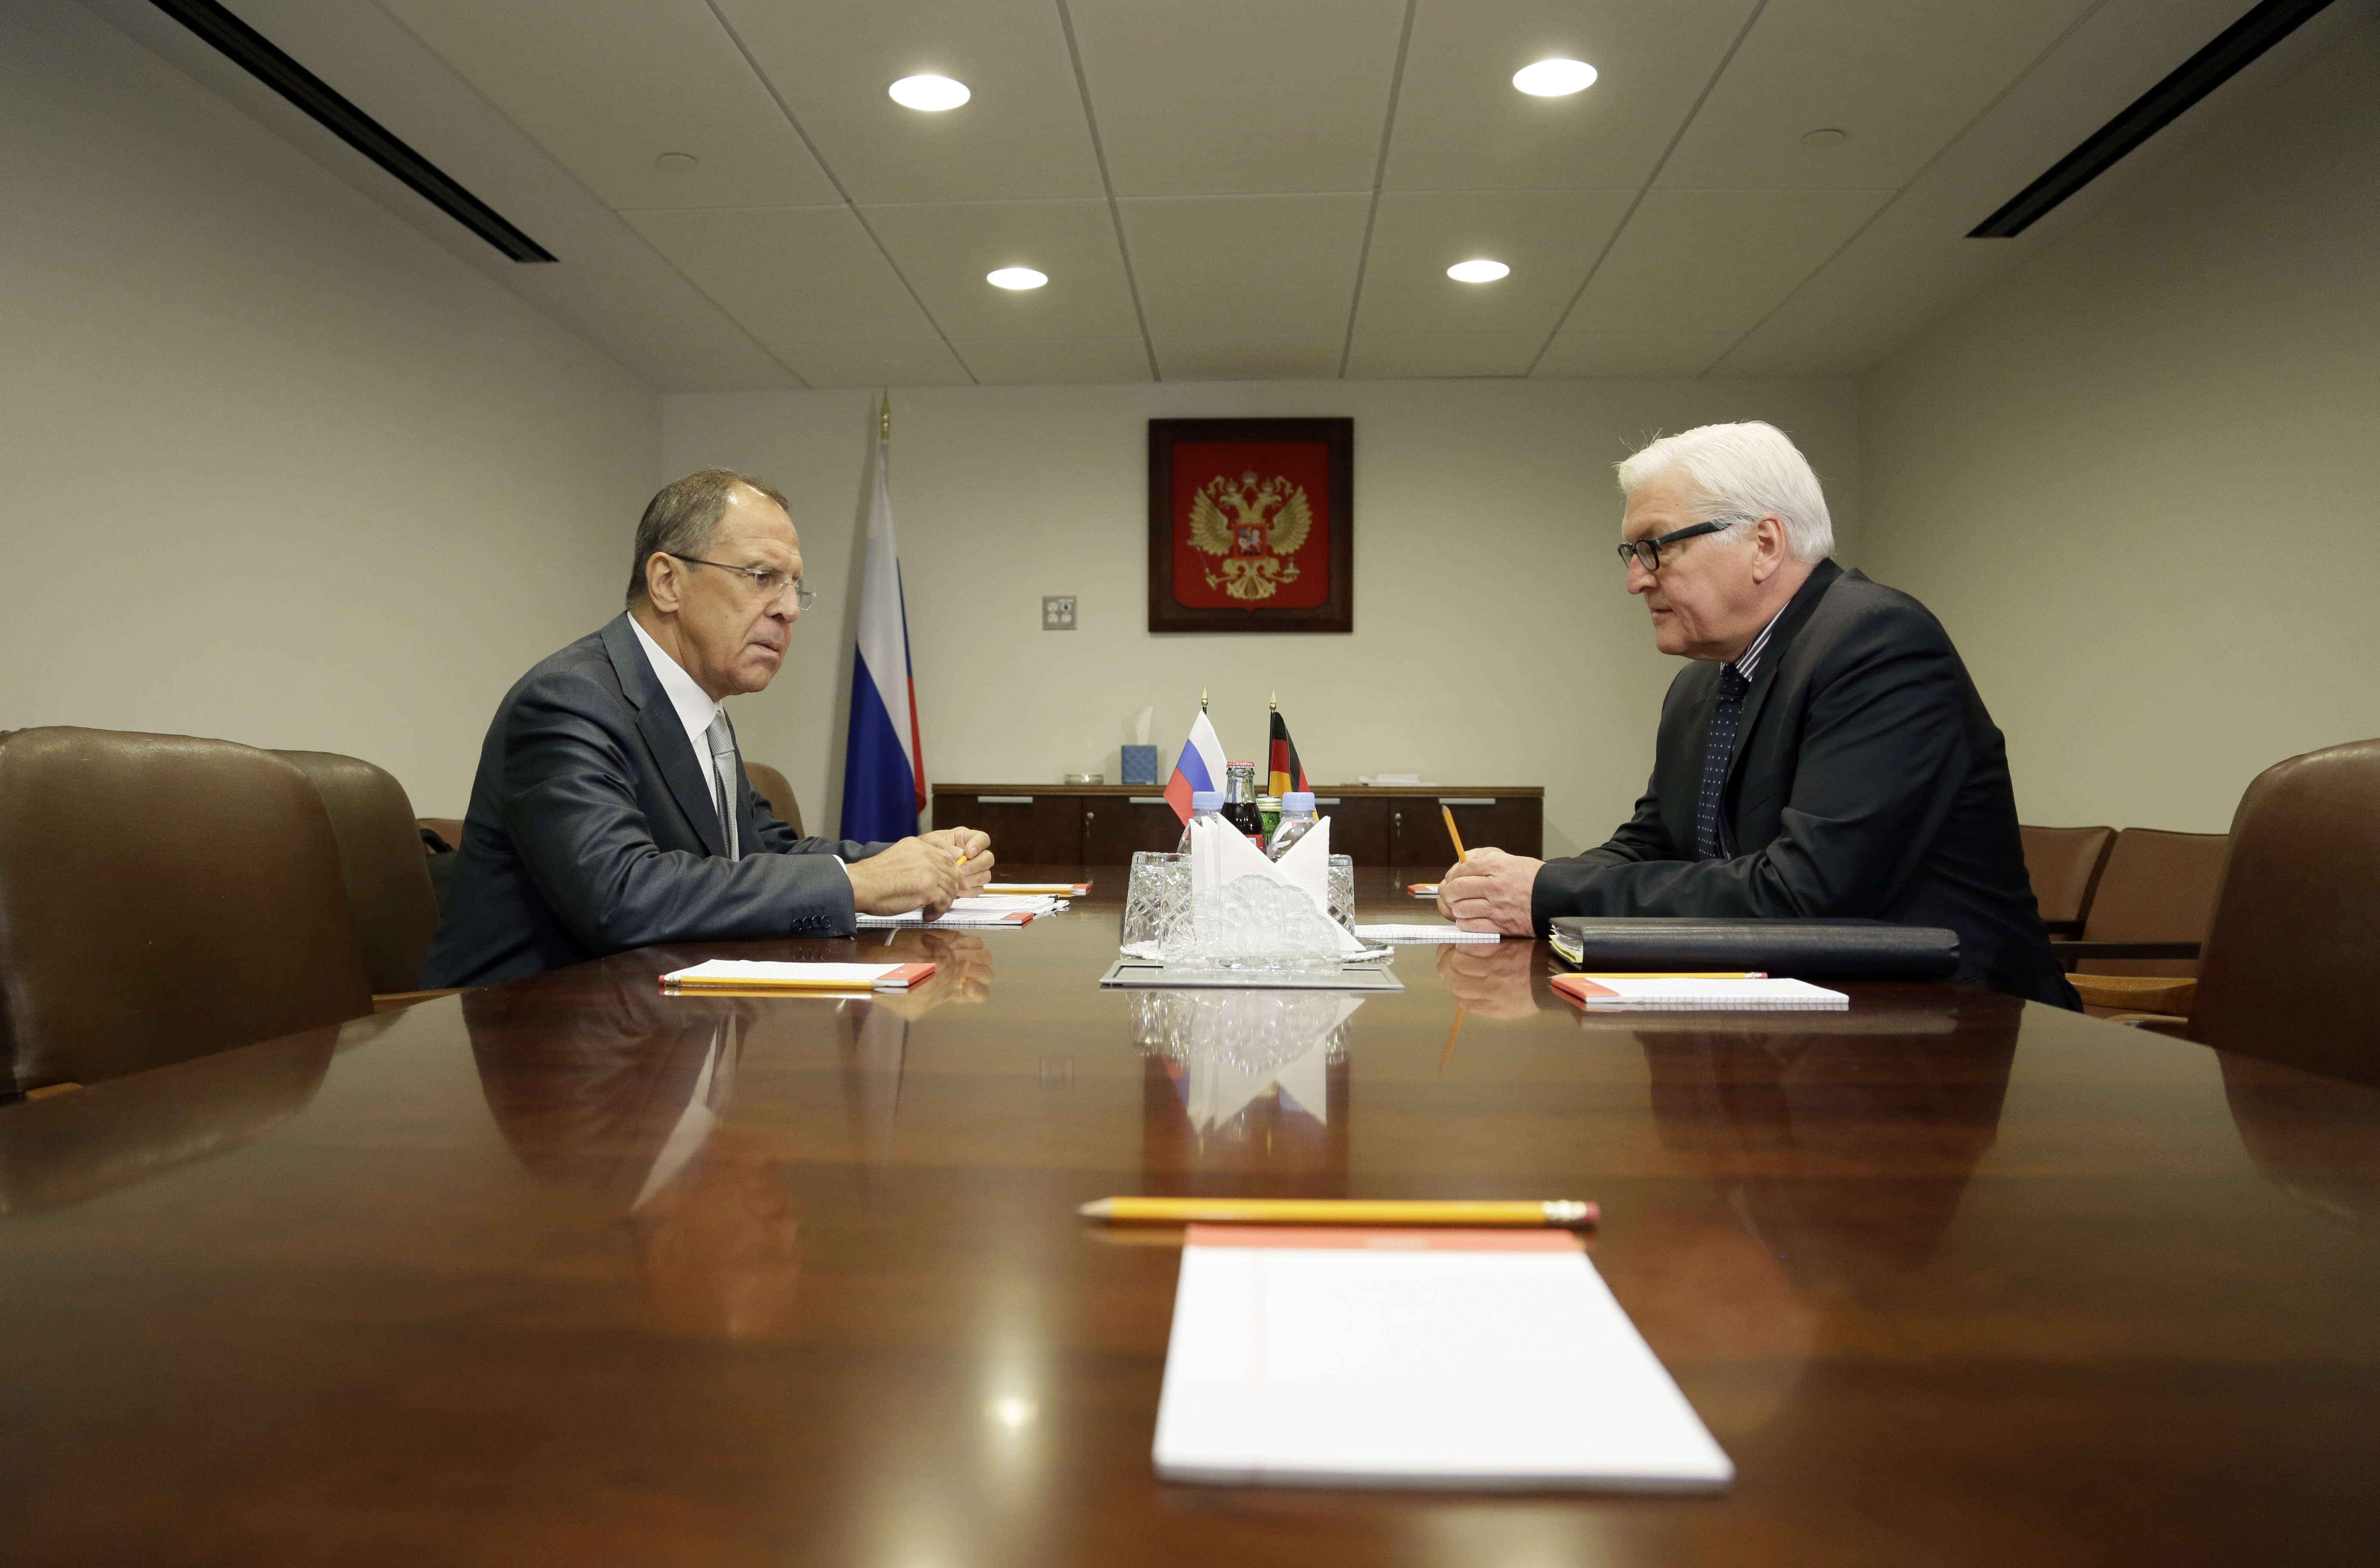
[1549,973,1847,1010]
[1152,1225,1732,1491]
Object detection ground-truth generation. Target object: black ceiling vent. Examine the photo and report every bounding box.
[147,0,557,263]
[1970,0,2334,238]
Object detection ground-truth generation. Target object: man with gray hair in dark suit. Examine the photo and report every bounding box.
[1439,422,2072,1006]
[423,470,991,989]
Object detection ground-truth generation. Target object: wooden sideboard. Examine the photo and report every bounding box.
[929,783,1543,875]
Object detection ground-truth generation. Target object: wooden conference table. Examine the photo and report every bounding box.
[2,870,2376,1566]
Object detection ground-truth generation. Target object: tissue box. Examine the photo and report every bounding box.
[1121,745,1160,786]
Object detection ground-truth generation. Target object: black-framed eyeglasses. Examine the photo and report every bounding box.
[1615,514,1752,571]
[666,553,817,609]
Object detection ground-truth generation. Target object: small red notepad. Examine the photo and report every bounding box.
[659,960,936,992]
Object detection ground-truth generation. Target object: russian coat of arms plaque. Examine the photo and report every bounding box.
[1147,417,1353,634]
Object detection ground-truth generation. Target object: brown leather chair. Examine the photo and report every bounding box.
[2073,828,2230,979]
[2017,824,2116,936]
[2186,738,2380,1087]
[0,728,373,1095]
[274,750,442,999]
[745,761,803,839]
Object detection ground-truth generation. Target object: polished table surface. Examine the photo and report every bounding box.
[3,872,2378,1565]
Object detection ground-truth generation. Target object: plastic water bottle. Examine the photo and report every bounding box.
[1176,790,1224,853]
[1266,792,1320,859]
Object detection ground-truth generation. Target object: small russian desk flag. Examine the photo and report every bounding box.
[1164,705,1228,823]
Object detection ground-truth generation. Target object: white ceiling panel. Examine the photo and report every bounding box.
[1533,330,1740,378]
[1121,195,1370,337]
[1659,0,2097,191]
[1707,0,2326,376]
[1153,339,1347,381]
[380,0,838,210]
[1563,187,1890,334]
[622,206,942,358]
[1353,190,1633,336]
[709,0,1104,204]
[1386,0,1759,192]
[862,200,1140,339]
[1070,0,1408,197]
[780,340,974,388]
[1344,334,1545,378]
[954,339,1155,384]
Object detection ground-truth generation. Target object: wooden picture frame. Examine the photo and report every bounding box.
[1148,417,1353,634]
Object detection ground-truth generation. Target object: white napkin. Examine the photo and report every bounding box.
[1187,815,1365,955]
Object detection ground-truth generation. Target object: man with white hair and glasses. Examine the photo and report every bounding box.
[1439,421,2074,1006]
[423,469,991,988]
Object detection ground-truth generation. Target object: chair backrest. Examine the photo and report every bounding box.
[745,761,803,840]
[2076,828,2231,977]
[0,728,373,1094]
[2190,737,2380,1086]
[275,750,441,994]
[2017,824,2116,932]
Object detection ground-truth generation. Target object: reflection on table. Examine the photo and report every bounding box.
[1134,990,1358,1196]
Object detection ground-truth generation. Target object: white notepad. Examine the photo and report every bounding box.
[1152,1226,1732,1492]
[1353,924,1502,944]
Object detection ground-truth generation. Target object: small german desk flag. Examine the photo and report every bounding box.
[1267,695,1309,798]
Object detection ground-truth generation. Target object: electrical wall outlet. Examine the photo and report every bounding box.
[1042,595,1077,630]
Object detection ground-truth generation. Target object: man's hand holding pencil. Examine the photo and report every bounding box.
[1436,806,1547,936]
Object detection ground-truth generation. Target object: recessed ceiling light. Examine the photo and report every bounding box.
[987,267,1047,290]
[1512,59,1597,97]
[1801,128,1848,151]
[889,74,971,111]
[1447,259,1511,283]
[654,151,698,172]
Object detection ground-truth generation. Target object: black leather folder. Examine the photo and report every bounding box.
[1548,917,1960,979]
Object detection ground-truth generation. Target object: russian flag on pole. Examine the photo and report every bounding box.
[1163,706,1228,823]
[839,404,926,842]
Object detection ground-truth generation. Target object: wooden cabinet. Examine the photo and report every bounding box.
[931,784,1542,872]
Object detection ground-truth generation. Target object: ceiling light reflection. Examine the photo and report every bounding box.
[1447,259,1511,283]
[986,267,1048,290]
[987,1396,1039,1429]
[889,75,971,112]
[1512,59,1597,97]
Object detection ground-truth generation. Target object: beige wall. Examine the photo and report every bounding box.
[0,0,657,816]
[1860,19,2380,833]
[664,378,1857,857]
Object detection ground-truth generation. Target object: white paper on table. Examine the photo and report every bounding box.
[1187,816,1365,955]
[1152,1227,1734,1491]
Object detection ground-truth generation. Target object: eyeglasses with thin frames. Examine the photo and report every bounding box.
[665,553,817,610]
[1615,513,1753,572]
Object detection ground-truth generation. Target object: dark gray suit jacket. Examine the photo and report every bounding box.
[420,615,886,988]
[1532,561,2076,1007]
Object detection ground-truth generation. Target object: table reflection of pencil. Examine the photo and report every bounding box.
[1441,1006,1466,1072]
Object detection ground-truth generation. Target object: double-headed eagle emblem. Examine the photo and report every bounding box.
[1187,470,1313,601]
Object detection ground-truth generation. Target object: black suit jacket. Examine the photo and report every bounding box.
[1532,561,2076,1007]
[421,615,886,988]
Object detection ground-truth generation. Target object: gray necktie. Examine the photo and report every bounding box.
[705,711,740,861]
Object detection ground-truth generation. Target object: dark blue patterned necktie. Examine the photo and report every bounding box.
[1696,664,1750,860]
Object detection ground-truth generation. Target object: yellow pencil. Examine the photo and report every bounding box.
[1441,804,1467,863]
[1076,1197,1597,1228]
